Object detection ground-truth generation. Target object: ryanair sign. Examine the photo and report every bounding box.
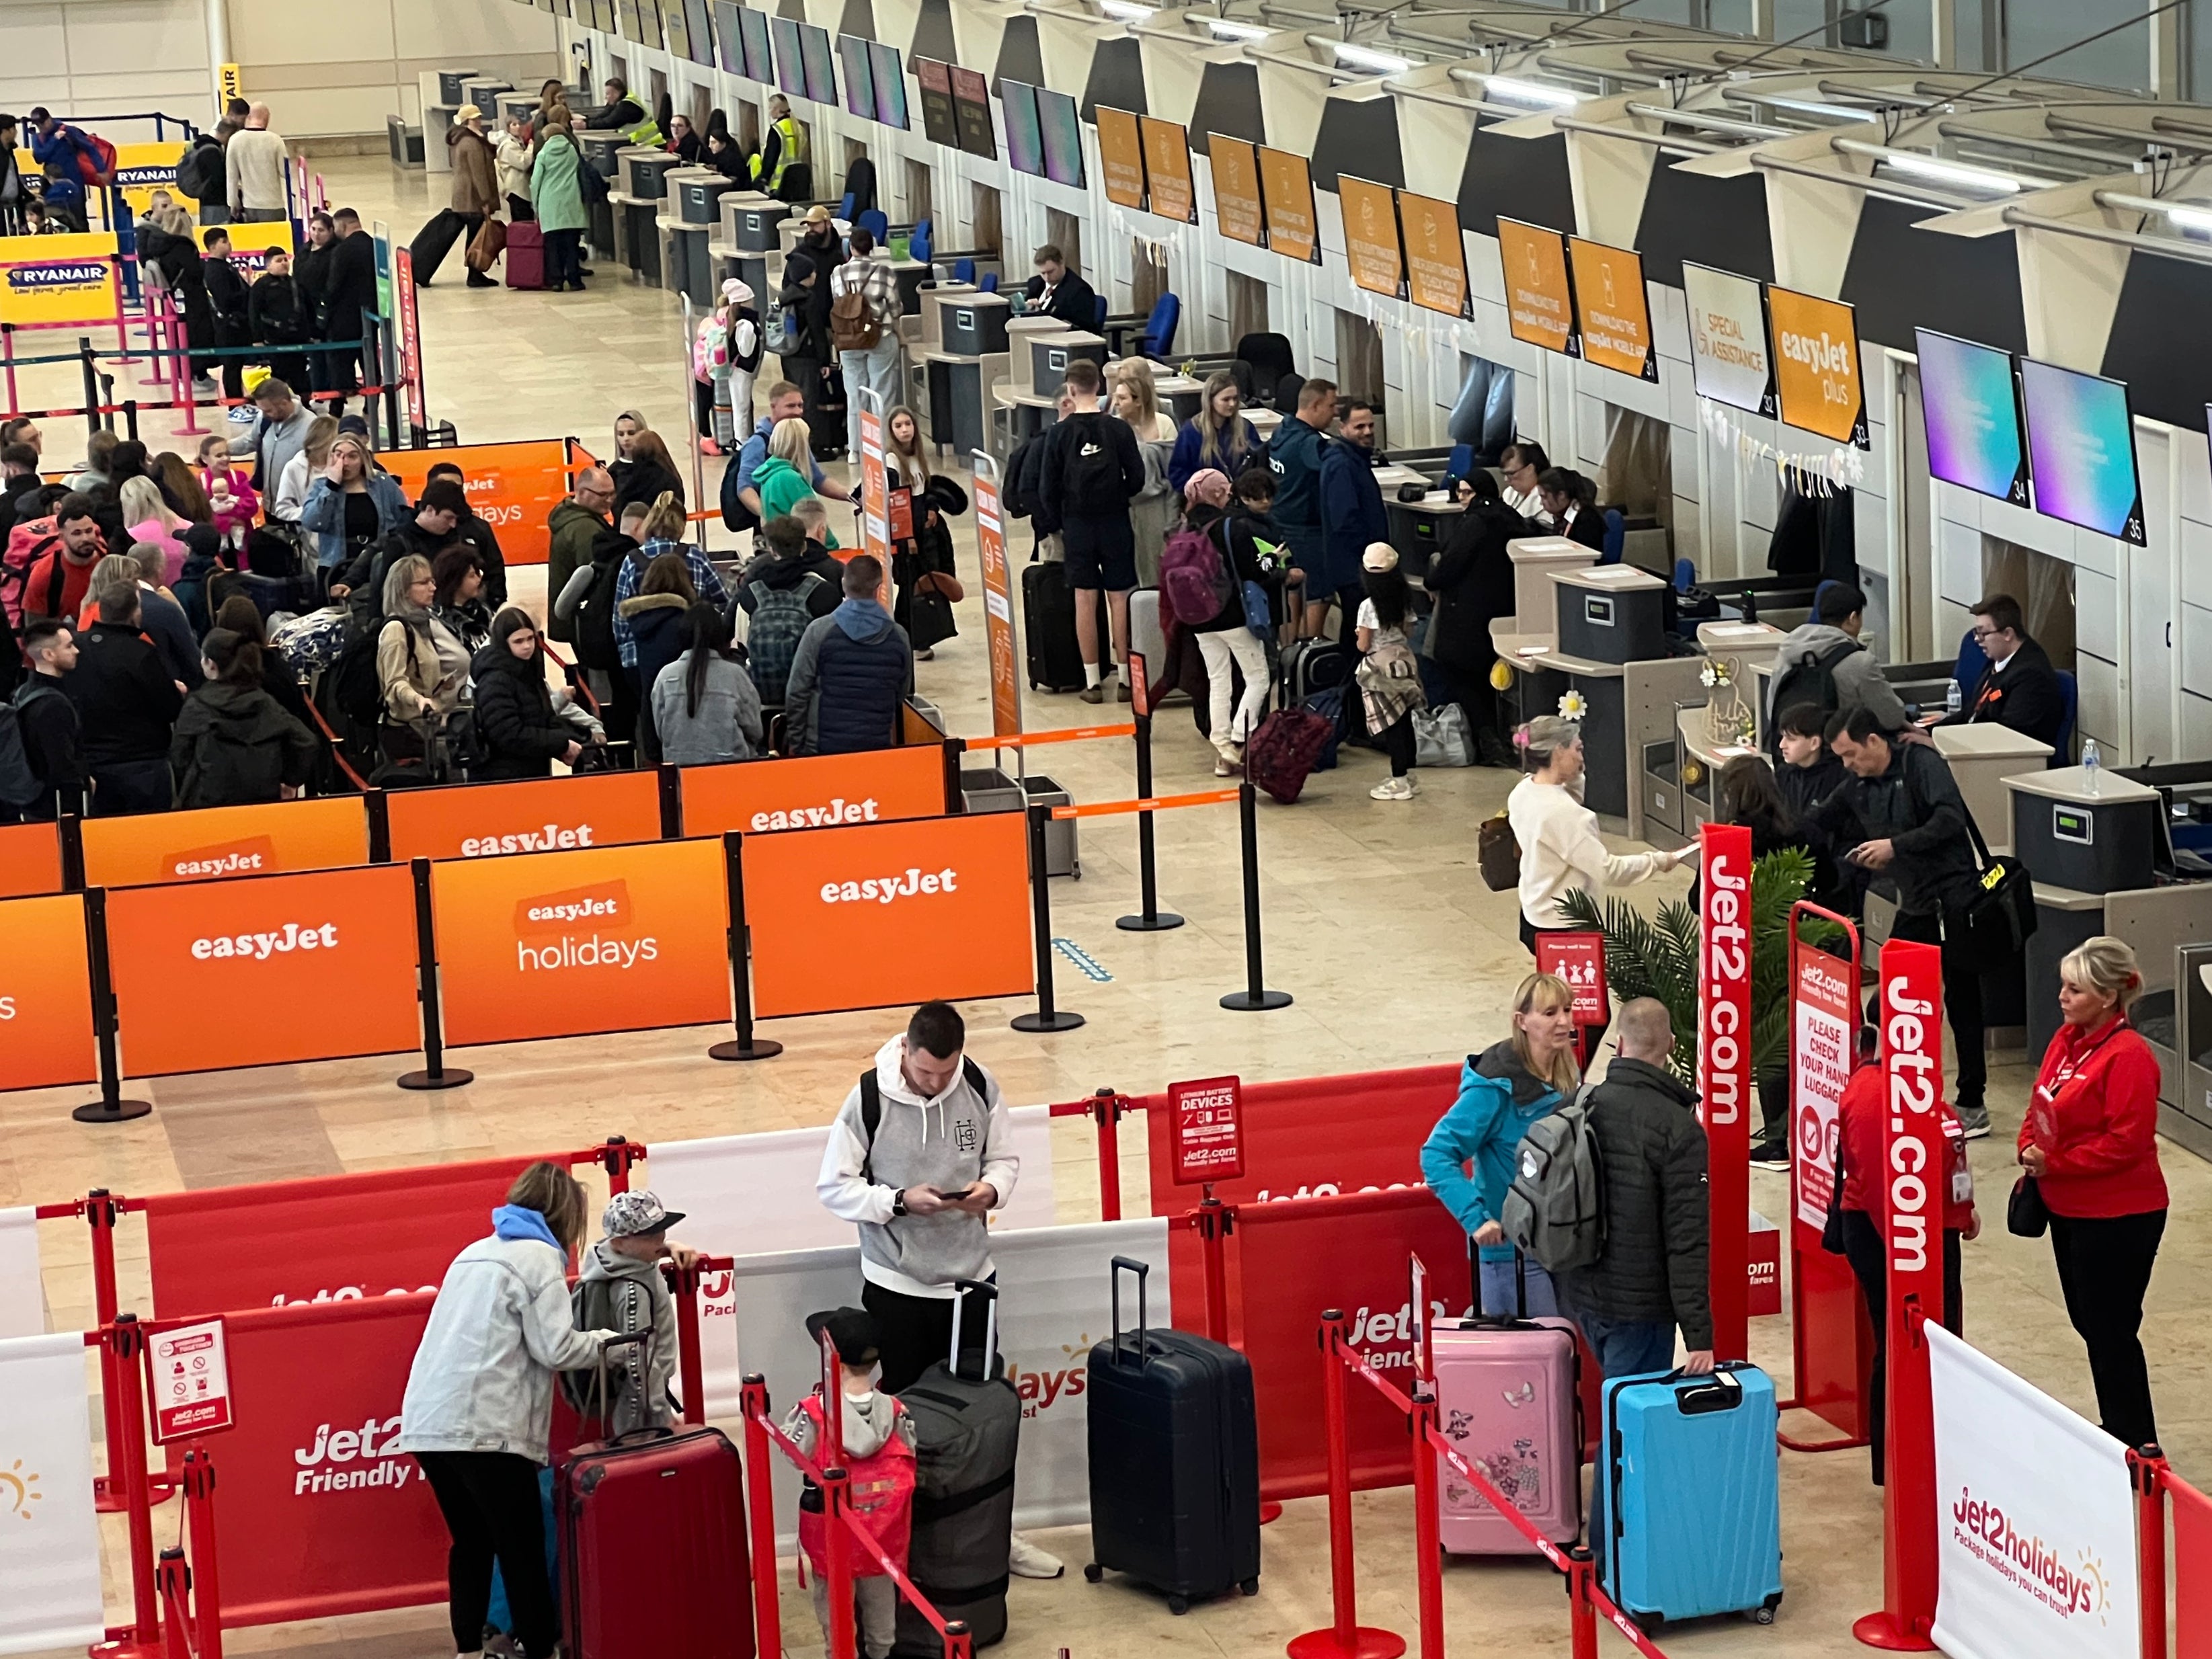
[0,231,119,325]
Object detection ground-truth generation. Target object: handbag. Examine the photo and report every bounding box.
[908,586,957,650]
[1944,808,2039,974]
[1477,811,1521,892]
[1242,578,1272,637]
[1412,702,1474,767]
[2006,1173,2051,1238]
[465,216,507,272]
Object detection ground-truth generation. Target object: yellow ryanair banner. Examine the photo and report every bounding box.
[203,218,297,277]
[114,142,190,218]
[0,231,121,327]
[219,64,243,107]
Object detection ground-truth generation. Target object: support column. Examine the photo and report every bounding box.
[205,0,231,120]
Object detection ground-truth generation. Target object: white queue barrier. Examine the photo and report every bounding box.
[0,1207,42,1336]
[0,1332,106,1657]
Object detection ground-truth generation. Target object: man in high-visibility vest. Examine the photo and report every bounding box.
[750,95,808,197]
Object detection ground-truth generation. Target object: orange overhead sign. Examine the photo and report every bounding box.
[744,811,1033,1019]
[1396,190,1468,319]
[0,821,63,897]
[1210,135,1264,247]
[428,838,731,1048]
[1338,177,1403,300]
[676,746,951,837]
[107,864,420,1077]
[1497,218,1576,356]
[79,797,370,889]
[1138,116,1197,224]
[1097,108,1146,210]
[0,893,96,1090]
[382,770,668,863]
[1766,284,1869,447]
[381,438,580,567]
[1257,146,1318,264]
[1566,235,1657,382]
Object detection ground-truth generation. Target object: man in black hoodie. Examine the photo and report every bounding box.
[248,247,315,396]
[0,441,42,540]
[65,585,184,815]
[321,209,380,412]
[426,461,508,608]
[200,229,253,401]
[735,514,844,625]
[9,619,82,819]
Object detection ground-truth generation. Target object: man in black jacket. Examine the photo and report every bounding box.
[735,514,844,625]
[426,461,508,608]
[1039,360,1143,702]
[1022,244,1098,331]
[1935,593,2067,750]
[199,230,253,401]
[1813,706,1990,1136]
[10,619,82,819]
[248,247,314,396]
[66,586,184,815]
[321,209,381,412]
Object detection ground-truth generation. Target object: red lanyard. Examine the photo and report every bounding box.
[2037,1020,2127,1104]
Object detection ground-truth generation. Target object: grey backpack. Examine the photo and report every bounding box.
[1500,1082,1607,1273]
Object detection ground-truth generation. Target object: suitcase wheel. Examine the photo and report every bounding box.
[1083,1564,1102,1584]
[1240,1578,1259,1597]
[1167,1596,1190,1617]
[1750,1607,1776,1626]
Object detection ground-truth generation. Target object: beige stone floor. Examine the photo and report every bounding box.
[8,157,2212,1658]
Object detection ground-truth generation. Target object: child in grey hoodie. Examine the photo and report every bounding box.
[569,1190,698,1434]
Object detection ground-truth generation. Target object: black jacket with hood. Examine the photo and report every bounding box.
[734,540,844,622]
[169,678,319,807]
[471,618,574,780]
[1426,499,1522,672]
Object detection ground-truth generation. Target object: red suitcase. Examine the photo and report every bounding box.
[505,220,545,290]
[559,1424,754,1658]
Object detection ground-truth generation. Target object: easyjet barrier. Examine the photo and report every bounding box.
[380,438,581,567]
[105,862,420,1076]
[429,837,730,1047]
[78,795,370,888]
[0,892,97,1090]
[740,809,1032,1019]
[378,768,669,862]
[0,820,65,896]
[675,743,957,837]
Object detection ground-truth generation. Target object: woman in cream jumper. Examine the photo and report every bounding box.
[1506,714,1690,950]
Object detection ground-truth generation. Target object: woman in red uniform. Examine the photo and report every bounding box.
[2018,935,2166,1450]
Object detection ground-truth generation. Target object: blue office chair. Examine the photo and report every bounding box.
[2055,670,2078,761]
[979,271,999,292]
[1093,294,1109,330]
[1673,557,1697,593]
[952,255,976,284]
[908,218,933,265]
[856,208,888,243]
[1600,508,1625,564]
[1136,293,1181,359]
[1952,624,1989,702]
[837,191,857,221]
[1445,442,1474,485]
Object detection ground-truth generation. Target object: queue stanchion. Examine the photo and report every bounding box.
[1287,1309,1405,1659]
[109,1315,162,1654]
[822,1464,857,1659]
[180,1448,223,1659]
[739,1375,785,1659]
[2133,1446,2169,1659]
[1194,1190,1233,1345]
[709,832,783,1060]
[74,888,153,1123]
[1091,1088,1125,1220]
[1115,651,1182,933]
[1012,799,1084,1033]
[397,858,473,1090]
[1408,1386,1444,1659]
[77,335,100,439]
[1220,782,1292,1012]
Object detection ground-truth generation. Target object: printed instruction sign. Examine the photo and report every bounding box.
[149,1318,234,1441]
[1533,931,1608,1027]
[1170,1075,1245,1184]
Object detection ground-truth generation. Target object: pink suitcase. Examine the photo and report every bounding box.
[504,220,545,290]
[1431,1316,1583,1553]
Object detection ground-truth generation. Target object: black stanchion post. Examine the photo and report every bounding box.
[1115,706,1183,933]
[77,335,99,439]
[710,831,782,1061]
[122,398,138,442]
[73,887,152,1123]
[1220,781,1292,1012]
[1012,801,1084,1033]
[398,857,473,1090]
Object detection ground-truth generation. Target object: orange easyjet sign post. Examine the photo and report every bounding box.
[105,864,422,1076]
[380,440,579,567]
[0,893,97,1088]
[383,770,667,862]
[743,812,1033,1019]
[428,838,731,1047]
[79,797,370,888]
[676,746,952,837]
[0,821,65,897]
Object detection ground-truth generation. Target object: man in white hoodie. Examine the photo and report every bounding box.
[816,999,1063,1578]
[226,104,290,221]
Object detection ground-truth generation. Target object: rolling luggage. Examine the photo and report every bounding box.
[1430,1258,1581,1554]
[1021,558,1084,692]
[1601,1362,1782,1629]
[505,220,545,290]
[892,1281,1020,1658]
[1084,1257,1260,1613]
[1281,639,1345,702]
[409,208,469,286]
[1242,702,1332,805]
[558,1334,755,1659]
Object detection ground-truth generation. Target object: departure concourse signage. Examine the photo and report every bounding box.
[1256,146,1318,264]
[1496,218,1575,356]
[1766,284,1869,448]
[1396,189,1468,319]
[1338,177,1403,300]
[1682,261,1776,417]
[1097,108,1146,210]
[1565,235,1657,382]
[1209,135,1264,247]
[1138,116,1198,224]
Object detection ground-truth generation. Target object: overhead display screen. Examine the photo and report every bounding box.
[1766,284,1869,448]
[1097,107,1146,210]
[914,58,959,148]
[737,5,773,81]
[1566,235,1657,381]
[837,34,873,120]
[2020,358,2146,544]
[1397,188,1467,318]
[771,15,805,97]
[1037,87,1084,188]
[1002,79,1044,177]
[1338,176,1403,300]
[799,22,837,106]
[1915,329,2027,508]
[1210,134,1263,247]
[869,42,907,129]
[949,66,995,159]
[1497,218,1575,356]
[1256,145,1317,264]
[1138,117,1196,224]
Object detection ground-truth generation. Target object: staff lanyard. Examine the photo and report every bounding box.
[2036,1019,2127,1105]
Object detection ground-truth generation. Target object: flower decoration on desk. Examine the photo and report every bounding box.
[1699,658,1733,690]
[1558,690,1589,723]
[1703,655,1754,748]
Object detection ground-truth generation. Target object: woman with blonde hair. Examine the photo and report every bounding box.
[1109,359,1177,443]
[752,416,832,532]
[119,474,189,583]
[375,552,466,764]
[1507,714,1691,953]
[2019,934,2167,1449]
[273,412,340,522]
[1111,359,1179,588]
[1420,971,1583,1316]
[1168,370,1261,494]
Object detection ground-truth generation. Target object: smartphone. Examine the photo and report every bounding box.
[933,1186,972,1201]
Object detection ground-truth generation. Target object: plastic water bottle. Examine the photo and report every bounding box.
[1944,678,1963,719]
[2082,739,2101,793]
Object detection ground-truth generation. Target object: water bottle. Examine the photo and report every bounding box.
[2082,739,2101,793]
[1944,678,1962,718]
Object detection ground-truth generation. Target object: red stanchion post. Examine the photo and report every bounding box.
[85,1190,132,1511]
[943,1622,974,1659]
[155,1547,188,1659]
[183,1447,223,1659]
[740,1375,784,1659]
[1567,1549,1600,1659]
[1195,1192,1232,1346]
[1407,1387,1444,1659]
[823,1465,857,1659]
[2134,1446,2168,1659]
[110,1316,161,1651]
[1090,1088,1124,1221]
[593,1135,643,1195]
[666,1257,708,1426]
[1287,1310,1405,1659]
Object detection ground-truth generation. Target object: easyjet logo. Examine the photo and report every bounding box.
[190,922,339,961]
[461,822,598,857]
[170,836,277,879]
[818,866,958,905]
[514,879,631,933]
[751,796,882,832]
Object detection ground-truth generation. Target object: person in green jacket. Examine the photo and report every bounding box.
[752,419,839,548]
[529,116,590,292]
[545,466,615,641]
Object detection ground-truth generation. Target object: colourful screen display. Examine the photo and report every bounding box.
[2019,358,2146,545]
[1001,79,1044,177]
[1038,87,1084,188]
[711,0,746,73]
[869,43,907,129]
[799,23,837,105]
[838,34,873,119]
[770,15,805,97]
[1915,329,2026,508]
[738,5,772,81]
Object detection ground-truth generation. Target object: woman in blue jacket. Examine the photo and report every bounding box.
[1420,972,1581,1316]
[1167,372,1263,496]
[298,434,410,577]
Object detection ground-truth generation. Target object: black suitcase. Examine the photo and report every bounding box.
[409,208,468,286]
[1281,638,1345,702]
[1083,1257,1261,1613]
[1021,558,1084,692]
[893,1281,1020,1657]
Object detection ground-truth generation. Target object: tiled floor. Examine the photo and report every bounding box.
[6,156,2211,1659]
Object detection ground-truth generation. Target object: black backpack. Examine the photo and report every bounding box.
[720,454,758,534]
[574,555,625,672]
[175,141,223,202]
[731,308,764,375]
[328,619,392,729]
[578,153,610,204]
[0,684,54,807]
[1766,637,1861,754]
[1058,413,1127,517]
[1002,435,1043,520]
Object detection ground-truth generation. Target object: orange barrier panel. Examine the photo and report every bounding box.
[0,819,64,896]
[744,811,1032,1018]
[381,769,667,862]
[380,438,576,567]
[106,863,420,1076]
[962,723,1134,750]
[676,745,952,837]
[79,796,370,889]
[0,891,97,1088]
[428,838,731,1047]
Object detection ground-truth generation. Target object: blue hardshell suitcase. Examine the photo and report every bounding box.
[1602,1362,1783,1629]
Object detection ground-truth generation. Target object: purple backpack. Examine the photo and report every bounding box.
[1160,519,1233,625]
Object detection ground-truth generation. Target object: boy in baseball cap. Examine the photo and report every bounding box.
[568,1190,695,1434]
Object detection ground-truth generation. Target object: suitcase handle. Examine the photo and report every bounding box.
[1669,1366,1745,1416]
[1109,1256,1148,1368]
[949,1277,999,1382]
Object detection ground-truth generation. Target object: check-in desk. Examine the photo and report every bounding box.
[1504,565,1677,821]
[615,149,682,284]
[578,132,629,264]
[714,194,783,313]
[420,70,473,173]
[1934,724,2053,857]
[662,168,733,304]
[1384,490,1463,585]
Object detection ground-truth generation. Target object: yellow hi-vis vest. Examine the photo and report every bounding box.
[762,116,807,191]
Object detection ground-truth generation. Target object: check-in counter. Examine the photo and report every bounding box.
[1932,725,2053,856]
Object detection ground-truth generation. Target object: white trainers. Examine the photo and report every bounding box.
[1370,776,1415,801]
[1214,754,1237,776]
[1009,1533,1064,1579]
